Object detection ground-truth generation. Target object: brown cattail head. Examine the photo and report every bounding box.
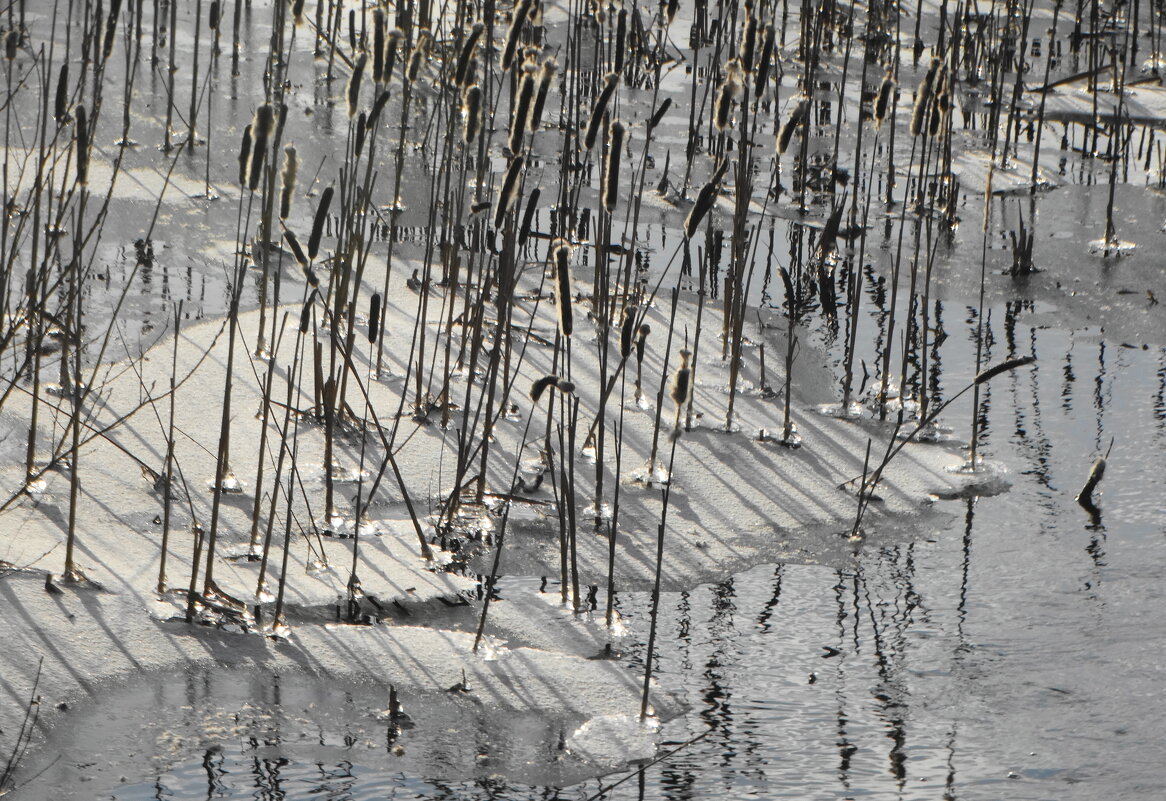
[666,0,679,26]
[910,58,940,137]
[309,186,334,260]
[495,155,525,229]
[510,71,536,153]
[584,72,619,151]
[649,97,672,130]
[368,293,382,343]
[75,104,89,185]
[874,71,895,127]
[54,64,69,123]
[529,58,557,132]
[455,22,484,87]
[636,324,650,364]
[4,29,17,60]
[282,226,308,267]
[614,9,627,74]
[102,0,120,60]
[502,0,534,72]
[603,120,625,213]
[778,98,808,154]
[684,160,729,239]
[347,53,367,117]
[279,146,298,220]
[249,104,275,191]
[973,355,1035,385]
[383,29,402,84]
[982,165,994,232]
[237,124,252,186]
[299,290,316,333]
[715,60,742,130]
[291,0,306,25]
[209,1,221,30]
[754,25,776,97]
[463,85,482,144]
[619,306,637,359]
[407,33,430,84]
[530,374,559,403]
[553,240,574,337]
[373,9,386,83]
[367,90,390,130]
[740,15,758,73]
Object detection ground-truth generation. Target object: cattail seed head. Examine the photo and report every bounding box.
[368,293,382,343]
[552,240,574,337]
[778,98,808,154]
[54,64,69,123]
[603,121,625,213]
[463,85,482,144]
[383,29,402,85]
[103,0,121,60]
[614,9,627,74]
[495,155,525,229]
[283,226,307,267]
[209,1,221,30]
[530,374,559,403]
[354,111,367,157]
[619,306,636,359]
[4,29,18,60]
[519,187,541,247]
[309,186,334,260]
[636,324,650,364]
[373,9,386,83]
[740,16,758,73]
[754,25,776,97]
[973,355,1034,385]
[510,71,536,153]
[367,90,390,130]
[910,58,940,137]
[529,58,557,132]
[556,379,576,394]
[237,124,252,186]
[279,146,298,220]
[670,349,693,406]
[502,0,534,72]
[584,72,619,151]
[982,165,994,232]
[666,0,679,26]
[74,104,89,185]
[249,104,275,191]
[456,22,484,87]
[715,60,742,130]
[347,53,367,117]
[649,97,672,130]
[291,0,306,25]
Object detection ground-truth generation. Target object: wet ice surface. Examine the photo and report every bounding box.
[21,318,1166,801]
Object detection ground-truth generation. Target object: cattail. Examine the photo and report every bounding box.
[740,16,758,73]
[553,240,574,337]
[519,187,541,247]
[407,38,426,84]
[367,90,390,129]
[684,160,728,238]
[874,72,895,127]
[237,124,252,186]
[910,58,940,137]
[502,0,534,72]
[1077,439,1113,508]
[715,61,742,130]
[636,324,650,364]
[347,53,367,117]
[383,29,402,84]
[973,355,1035,385]
[291,0,306,25]
[754,25,776,98]
[103,0,121,60]
[778,98,808,154]
[309,186,334,260]
[4,29,17,60]
[368,293,382,343]
[455,22,484,86]
[666,0,679,26]
[75,104,89,185]
[54,65,69,123]
[557,379,576,394]
[463,85,482,143]
[283,227,307,267]
[299,296,313,334]
[495,155,525,229]
[249,104,275,191]
[510,71,536,153]
[928,99,943,137]
[614,9,627,74]
[584,72,619,150]
[619,307,636,359]
[529,58,557,132]
[649,97,672,130]
[470,200,492,215]
[669,349,693,441]
[530,374,559,403]
[372,10,386,83]
[354,111,367,157]
[603,121,624,213]
[209,1,220,30]
[279,146,298,220]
